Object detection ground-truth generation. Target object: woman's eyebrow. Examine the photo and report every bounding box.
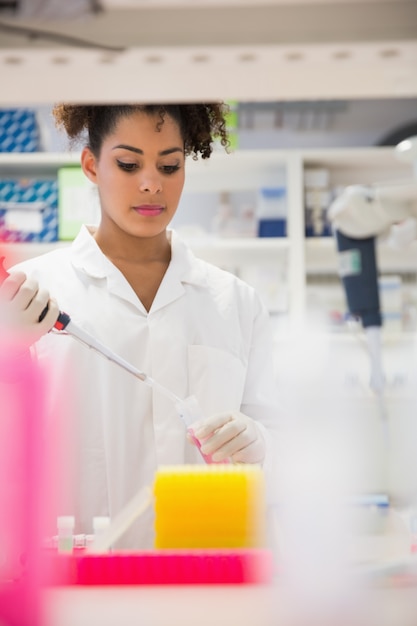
[112,144,184,156]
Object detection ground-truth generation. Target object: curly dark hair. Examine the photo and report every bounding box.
[52,103,230,160]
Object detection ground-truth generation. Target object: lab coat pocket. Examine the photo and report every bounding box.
[187,345,246,416]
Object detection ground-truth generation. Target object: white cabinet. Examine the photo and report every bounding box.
[0,147,415,328]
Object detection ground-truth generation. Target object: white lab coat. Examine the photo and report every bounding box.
[13,225,280,549]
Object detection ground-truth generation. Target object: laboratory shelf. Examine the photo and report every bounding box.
[0,151,80,177]
[183,148,289,193]
[305,237,417,275]
[377,241,417,274]
[301,146,409,173]
[186,236,288,268]
[305,237,338,274]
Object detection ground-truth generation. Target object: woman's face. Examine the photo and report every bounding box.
[81,110,185,242]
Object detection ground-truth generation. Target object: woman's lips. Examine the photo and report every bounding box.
[134,205,164,216]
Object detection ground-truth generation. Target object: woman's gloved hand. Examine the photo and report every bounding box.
[188,411,266,465]
[0,270,59,351]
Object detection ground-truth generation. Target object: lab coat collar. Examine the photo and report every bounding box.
[70,224,112,279]
[169,229,209,287]
[69,225,208,312]
[147,229,209,312]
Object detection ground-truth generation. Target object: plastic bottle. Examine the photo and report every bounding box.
[91,516,111,550]
[57,516,74,553]
[93,516,111,537]
[256,167,287,237]
[212,191,234,237]
[256,186,287,237]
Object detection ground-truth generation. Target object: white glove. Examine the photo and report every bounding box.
[188,411,266,465]
[0,270,59,352]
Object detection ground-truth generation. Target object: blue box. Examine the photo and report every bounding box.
[256,186,287,238]
[0,109,41,153]
[258,217,286,237]
[0,179,58,242]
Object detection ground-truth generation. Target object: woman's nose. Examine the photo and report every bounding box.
[138,171,162,194]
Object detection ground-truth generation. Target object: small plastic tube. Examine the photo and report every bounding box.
[93,516,111,535]
[176,395,231,465]
[92,516,111,548]
[57,516,75,553]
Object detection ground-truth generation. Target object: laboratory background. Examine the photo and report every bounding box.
[1,1,417,625]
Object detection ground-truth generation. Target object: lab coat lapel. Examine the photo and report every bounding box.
[69,225,148,313]
[149,230,206,313]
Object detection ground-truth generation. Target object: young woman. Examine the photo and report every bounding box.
[0,103,279,548]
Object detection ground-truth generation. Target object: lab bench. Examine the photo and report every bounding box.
[42,571,417,626]
[41,510,417,626]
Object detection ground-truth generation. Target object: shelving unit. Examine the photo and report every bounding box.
[0,152,81,177]
[0,146,415,328]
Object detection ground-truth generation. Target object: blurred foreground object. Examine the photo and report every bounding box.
[0,341,46,625]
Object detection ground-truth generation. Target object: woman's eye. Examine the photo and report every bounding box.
[160,164,181,175]
[116,160,137,172]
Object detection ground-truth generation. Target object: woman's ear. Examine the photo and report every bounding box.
[81,147,98,184]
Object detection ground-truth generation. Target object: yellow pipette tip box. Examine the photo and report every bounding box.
[153,464,266,549]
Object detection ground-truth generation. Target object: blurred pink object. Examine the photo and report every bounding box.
[0,332,47,625]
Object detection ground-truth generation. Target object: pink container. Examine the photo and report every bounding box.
[46,549,274,586]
